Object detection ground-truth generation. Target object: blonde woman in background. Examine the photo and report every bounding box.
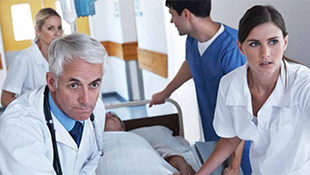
[1,7,63,107]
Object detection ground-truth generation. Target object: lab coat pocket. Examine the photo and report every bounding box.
[269,122,294,153]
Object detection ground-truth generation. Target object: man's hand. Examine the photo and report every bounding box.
[179,164,195,175]
[149,90,170,107]
[149,61,192,108]
[171,164,195,175]
[167,155,195,175]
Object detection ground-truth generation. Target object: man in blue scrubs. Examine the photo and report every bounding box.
[149,0,250,174]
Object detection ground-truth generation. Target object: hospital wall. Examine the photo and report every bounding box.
[0,24,7,107]
[131,0,202,143]
[88,0,202,143]
[118,0,142,101]
[90,0,138,100]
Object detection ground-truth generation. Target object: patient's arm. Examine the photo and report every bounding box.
[1,90,16,107]
[165,155,195,175]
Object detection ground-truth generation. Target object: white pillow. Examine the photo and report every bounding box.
[129,126,190,156]
[129,126,200,172]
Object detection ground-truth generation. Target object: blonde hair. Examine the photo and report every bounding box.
[35,8,60,29]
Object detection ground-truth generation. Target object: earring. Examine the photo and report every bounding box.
[35,36,40,42]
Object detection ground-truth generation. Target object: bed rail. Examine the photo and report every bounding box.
[105,98,184,137]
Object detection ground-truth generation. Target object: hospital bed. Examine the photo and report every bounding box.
[103,98,202,174]
[105,98,184,136]
[104,98,244,175]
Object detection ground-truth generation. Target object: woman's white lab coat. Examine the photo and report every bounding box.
[214,61,310,174]
[3,40,48,96]
[0,86,105,175]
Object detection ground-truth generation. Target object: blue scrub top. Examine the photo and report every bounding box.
[186,24,246,141]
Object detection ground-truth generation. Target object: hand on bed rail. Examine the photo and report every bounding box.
[149,90,171,107]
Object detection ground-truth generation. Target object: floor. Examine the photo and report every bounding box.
[0,95,147,121]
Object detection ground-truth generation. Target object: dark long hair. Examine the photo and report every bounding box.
[238,5,298,64]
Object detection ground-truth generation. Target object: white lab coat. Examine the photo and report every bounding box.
[0,86,105,175]
[214,61,310,174]
[3,40,48,96]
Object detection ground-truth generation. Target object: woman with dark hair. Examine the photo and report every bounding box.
[195,5,310,174]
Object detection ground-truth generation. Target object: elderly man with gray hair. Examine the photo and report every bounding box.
[0,33,108,175]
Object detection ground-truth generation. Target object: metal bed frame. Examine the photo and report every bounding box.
[105,98,184,137]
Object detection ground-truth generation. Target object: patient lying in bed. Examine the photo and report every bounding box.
[96,112,198,175]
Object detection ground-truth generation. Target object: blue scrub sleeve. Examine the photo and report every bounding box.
[221,47,246,74]
[241,141,252,175]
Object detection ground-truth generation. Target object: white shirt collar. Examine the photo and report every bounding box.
[197,23,224,56]
[31,40,47,66]
[226,60,292,109]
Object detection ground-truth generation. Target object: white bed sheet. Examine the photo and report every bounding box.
[130,126,200,172]
[96,126,200,175]
[96,132,178,175]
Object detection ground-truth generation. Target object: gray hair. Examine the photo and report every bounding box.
[48,33,108,83]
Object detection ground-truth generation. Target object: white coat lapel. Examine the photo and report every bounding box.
[226,64,253,115]
[78,119,91,151]
[52,114,77,150]
[31,40,46,66]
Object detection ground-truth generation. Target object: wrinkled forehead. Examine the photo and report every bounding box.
[60,59,103,80]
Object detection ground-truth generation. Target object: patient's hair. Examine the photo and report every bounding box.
[166,0,211,17]
[48,33,108,87]
[108,112,126,130]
